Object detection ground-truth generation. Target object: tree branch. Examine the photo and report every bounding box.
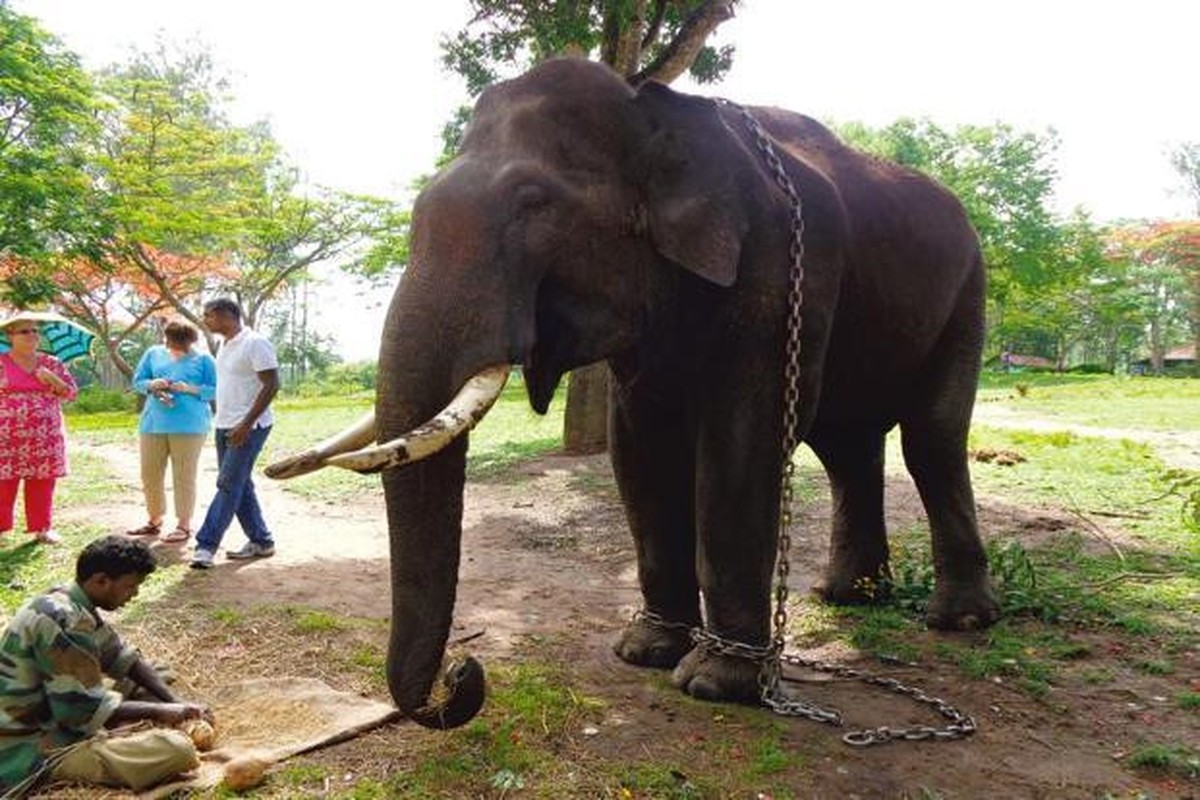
[641,0,668,51]
[603,0,648,77]
[629,0,736,86]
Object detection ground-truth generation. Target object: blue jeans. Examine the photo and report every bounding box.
[195,426,274,552]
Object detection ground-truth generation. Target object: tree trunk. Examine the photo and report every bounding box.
[563,362,610,454]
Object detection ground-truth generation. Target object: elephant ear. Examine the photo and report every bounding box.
[634,81,755,288]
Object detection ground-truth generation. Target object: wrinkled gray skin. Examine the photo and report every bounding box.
[379,58,999,728]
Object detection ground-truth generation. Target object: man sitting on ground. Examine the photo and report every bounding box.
[0,535,213,794]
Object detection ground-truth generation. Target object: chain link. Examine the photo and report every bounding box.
[699,99,975,746]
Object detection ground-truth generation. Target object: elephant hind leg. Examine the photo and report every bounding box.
[899,282,998,630]
[900,420,999,630]
[807,427,891,605]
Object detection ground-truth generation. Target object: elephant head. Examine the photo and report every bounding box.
[266,58,787,728]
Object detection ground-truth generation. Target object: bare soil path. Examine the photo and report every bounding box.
[61,437,1199,799]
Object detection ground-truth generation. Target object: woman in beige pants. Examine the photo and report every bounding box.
[126,320,216,543]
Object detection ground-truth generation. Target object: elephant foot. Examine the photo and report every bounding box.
[670,644,763,705]
[925,581,1001,631]
[811,563,892,605]
[613,614,694,669]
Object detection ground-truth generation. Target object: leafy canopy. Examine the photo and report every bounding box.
[0,6,105,264]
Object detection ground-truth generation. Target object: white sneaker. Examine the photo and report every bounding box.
[190,548,215,569]
[226,541,275,560]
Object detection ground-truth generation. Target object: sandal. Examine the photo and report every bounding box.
[126,522,162,537]
[161,527,191,544]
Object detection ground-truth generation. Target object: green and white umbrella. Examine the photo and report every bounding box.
[0,310,96,363]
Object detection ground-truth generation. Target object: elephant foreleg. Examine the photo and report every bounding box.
[609,379,700,669]
[670,410,783,704]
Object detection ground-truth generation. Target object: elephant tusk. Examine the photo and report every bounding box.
[264,411,378,479]
[327,365,511,474]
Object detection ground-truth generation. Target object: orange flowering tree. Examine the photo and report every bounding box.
[1106,220,1200,375]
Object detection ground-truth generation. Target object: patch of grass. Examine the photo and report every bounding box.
[275,762,331,787]
[291,609,345,634]
[378,661,607,796]
[349,644,385,671]
[1178,692,1200,710]
[976,374,1200,432]
[1127,743,1200,781]
[616,763,709,798]
[210,607,244,625]
[1078,667,1115,685]
[742,733,796,779]
[1132,659,1175,676]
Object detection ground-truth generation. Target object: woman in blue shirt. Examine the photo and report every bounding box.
[127,320,216,543]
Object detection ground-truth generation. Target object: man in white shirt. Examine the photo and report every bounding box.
[190,299,280,569]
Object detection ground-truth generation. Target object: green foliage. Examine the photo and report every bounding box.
[437,1,739,159]
[64,385,137,414]
[442,1,736,94]
[283,359,378,397]
[0,6,105,263]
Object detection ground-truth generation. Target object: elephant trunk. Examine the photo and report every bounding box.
[375,271,515,727]
[382,440,486,728]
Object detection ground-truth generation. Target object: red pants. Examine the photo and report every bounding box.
[0,477,57,534]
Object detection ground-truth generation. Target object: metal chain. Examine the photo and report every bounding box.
[685,99,977,745]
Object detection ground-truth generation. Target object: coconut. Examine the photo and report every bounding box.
[180,718,217,751]
[222,755,269,791]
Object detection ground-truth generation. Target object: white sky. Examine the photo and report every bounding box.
[12,0,1198,360]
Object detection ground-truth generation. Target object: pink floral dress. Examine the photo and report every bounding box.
[0,353,78,480]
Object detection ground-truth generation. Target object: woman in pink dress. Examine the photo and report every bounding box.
[0,314,78,544]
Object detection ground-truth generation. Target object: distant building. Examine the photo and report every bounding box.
[1131,344,1196,374]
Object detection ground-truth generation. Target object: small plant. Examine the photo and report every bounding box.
[1155,469,1200,534]
[1127,743,1200,780]
[210,607,243,625]
[1133,659,1175,676]
[292,609,344,633]
[1178,692,1200,710]
[1014,383,1030,397]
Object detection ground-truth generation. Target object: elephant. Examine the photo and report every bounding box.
[266,57,1000,729]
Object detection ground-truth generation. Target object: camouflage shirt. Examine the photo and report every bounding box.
[0,583,139,789]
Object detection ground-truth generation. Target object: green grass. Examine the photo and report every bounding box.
[977,373,1200,431]
[1127,743,1200,780]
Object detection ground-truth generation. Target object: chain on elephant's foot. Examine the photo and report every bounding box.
[670,645,763,704]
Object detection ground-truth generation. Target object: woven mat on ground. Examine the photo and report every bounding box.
[141,677,400,798]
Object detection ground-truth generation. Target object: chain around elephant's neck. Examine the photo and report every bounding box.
[714,95,808,709]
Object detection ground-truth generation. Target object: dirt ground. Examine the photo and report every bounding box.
[59,433,1200,799]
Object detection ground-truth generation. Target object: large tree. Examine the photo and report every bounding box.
[1106,221,1197,374]
[0,7,106,265]
[442,0,739,453]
